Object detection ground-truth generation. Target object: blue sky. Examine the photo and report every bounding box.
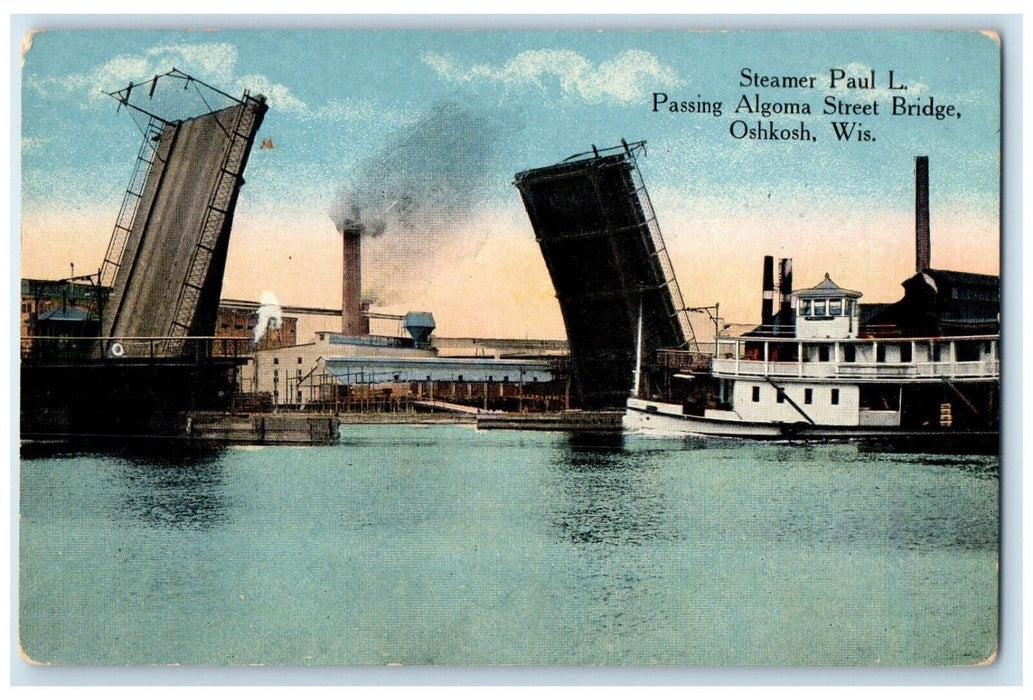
[19,28,1001,337]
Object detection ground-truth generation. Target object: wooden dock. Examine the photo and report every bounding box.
[184,408,623,443]
[188,412,340,445]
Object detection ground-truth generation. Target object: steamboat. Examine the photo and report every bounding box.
[625,156,999,446]
[624,266,999,444]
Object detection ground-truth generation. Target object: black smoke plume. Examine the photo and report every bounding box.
[330,99,500,238]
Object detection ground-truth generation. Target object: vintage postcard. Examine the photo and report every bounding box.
[17,25,1001,668]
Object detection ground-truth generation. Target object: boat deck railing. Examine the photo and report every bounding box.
[714,358,999,381]
[711,334,999,382]
[655,349,713,372]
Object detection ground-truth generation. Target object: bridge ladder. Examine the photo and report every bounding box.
[622,144,698,350]
[94,116,166,315]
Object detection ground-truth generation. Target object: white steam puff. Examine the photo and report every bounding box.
[253,290,283,344]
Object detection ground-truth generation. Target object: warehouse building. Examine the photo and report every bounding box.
[242,314,563,413]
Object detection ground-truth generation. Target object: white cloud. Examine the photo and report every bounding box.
[25,41,397,124]
[73,43,243,101]
[422,49,683,104]
[234,73,308,114]
[147,43,238,84]
[26,42,308,113]
[91,55,152,91]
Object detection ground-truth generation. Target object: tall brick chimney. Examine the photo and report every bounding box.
[915,155,931,272]
[341,227,366,336]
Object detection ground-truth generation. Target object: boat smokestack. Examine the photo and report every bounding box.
[916,155,931,272]
[778,257,793,326]
[340,226,367,336]
[761,255,775,327]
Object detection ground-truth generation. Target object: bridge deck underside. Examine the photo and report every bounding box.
[516,153,686,409]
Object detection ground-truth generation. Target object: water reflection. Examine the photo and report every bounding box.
[564,431,625,451]
[107,448,232,530]
[546,438,675,651]
[856,434,999,456]
[551,438,671,547]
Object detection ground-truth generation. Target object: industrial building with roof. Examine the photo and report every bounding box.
[242,314,564,413]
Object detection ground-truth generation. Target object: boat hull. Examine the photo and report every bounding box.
[624,398,998,445]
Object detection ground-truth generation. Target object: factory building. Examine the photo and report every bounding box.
[863,269,1000,337]
[241,314,564,413]
[432,337,568,359]
[244,328,435,409]
[227,179,573,414]
[215,305,298,352]
[20,278,108,338]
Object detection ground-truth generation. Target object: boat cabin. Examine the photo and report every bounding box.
[704,272,998,428]
[793,273,862,340]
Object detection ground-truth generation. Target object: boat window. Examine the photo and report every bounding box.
[818,345,830,362]
[843,345,856,362]
[829,299,843,316]
[831,388,840,405]
[776,389,786,404]
[956,342,980,362]
[900,344,913,363]
[804,388,813,404]
[813,299,827,316]
[846,299,855,316]
[876,344,887,363]
[800,299,812,316]
[751,386,760,402]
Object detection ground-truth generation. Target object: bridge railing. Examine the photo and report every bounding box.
[20,336,253,363]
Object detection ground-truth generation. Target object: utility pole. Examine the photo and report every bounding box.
[687,304,723,350]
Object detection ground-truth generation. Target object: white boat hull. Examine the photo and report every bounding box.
[624,398,995,442]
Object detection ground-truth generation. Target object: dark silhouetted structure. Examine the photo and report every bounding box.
[21,71,266,438]
[915,155,931,272]
[514,140,694,408]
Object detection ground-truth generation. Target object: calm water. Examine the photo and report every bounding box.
[19,425,998,666]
